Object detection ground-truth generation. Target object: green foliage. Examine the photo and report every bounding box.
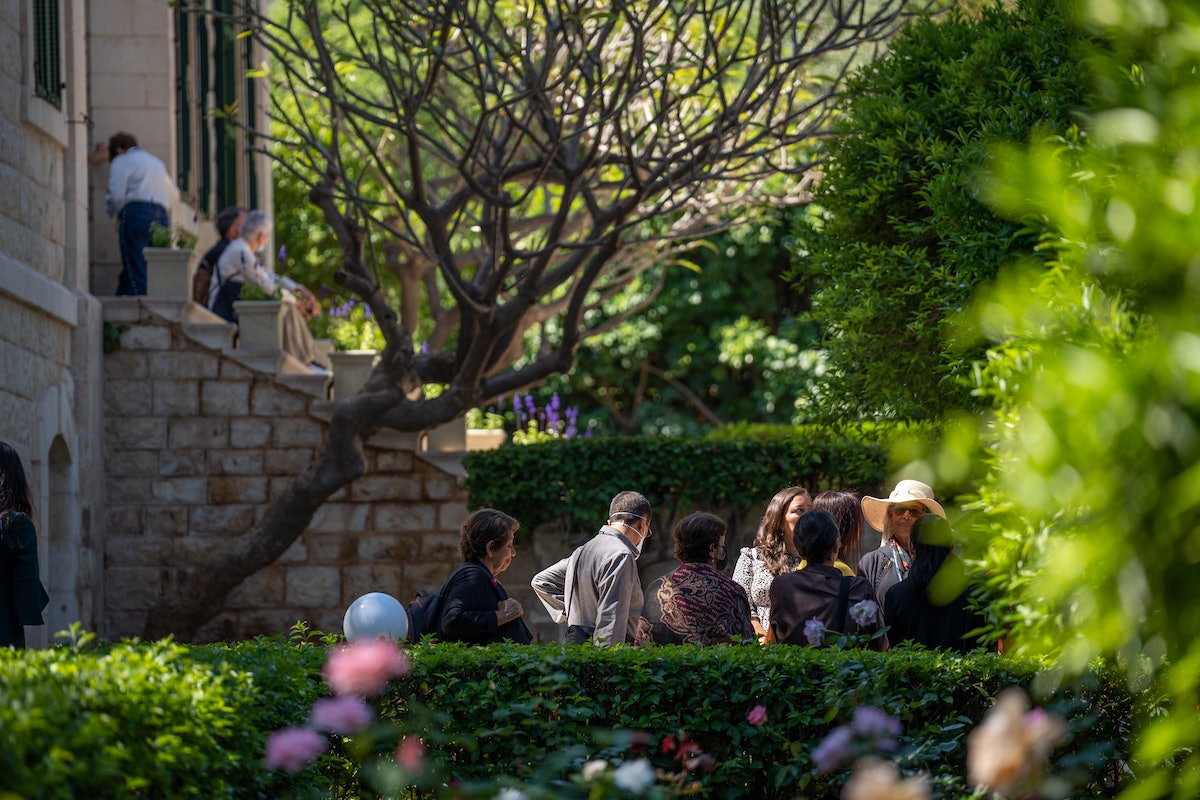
[464,423,916,533]
[548,209,823,435]
[148,221,198,249]
[789,0,1095,421]
[0,637,329,799]
[103,322,128,354]
[914,0,1200,793]
[237,283,274,302]
[383,642,1139,799]
[308,298,389,352]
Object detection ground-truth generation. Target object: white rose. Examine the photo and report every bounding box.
[612,758,657,794]
[581,759,609,781]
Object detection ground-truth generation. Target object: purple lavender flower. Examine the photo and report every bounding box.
[804,618,825,646]
[584,426,594,437]
[851,706,901,751]
[849,599,879,628]
[524,394,536,415]
[364,304,372,318]
[812,726,853,773]
[420,341,429,354]
[278,245,287,263]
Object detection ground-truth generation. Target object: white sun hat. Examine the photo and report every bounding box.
[861,479,946,532]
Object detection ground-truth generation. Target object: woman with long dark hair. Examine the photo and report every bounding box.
[0,442,49,648]
[732,486,811,639]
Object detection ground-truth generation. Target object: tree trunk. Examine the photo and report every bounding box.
[142,396,383,640]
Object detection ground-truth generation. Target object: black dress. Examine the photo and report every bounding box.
[439,560,532,644]
[884,579,987,653]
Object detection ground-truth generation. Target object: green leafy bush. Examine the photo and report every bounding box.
[789,0,1095,421]
[463,423,912,533]
[382,642,1138,799]
[0,638,329,799]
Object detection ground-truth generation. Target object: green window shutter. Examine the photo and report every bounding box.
[213,0,238,211]
[175,7,192,197]
[242,24,258,210]
[33,0,62,110]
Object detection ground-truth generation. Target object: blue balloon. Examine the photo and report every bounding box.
[343,592,409,642]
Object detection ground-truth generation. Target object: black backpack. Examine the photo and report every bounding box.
[405,562,490,642]
[405,588,445,642]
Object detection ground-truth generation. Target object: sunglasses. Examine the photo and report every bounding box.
[890,504,926,517]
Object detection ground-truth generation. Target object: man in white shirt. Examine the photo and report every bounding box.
[101,132,178,296]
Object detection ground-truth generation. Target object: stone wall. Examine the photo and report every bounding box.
[0,0,105,648]
[100,297,472,643]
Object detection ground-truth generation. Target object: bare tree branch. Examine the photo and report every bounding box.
[153,0,932,639]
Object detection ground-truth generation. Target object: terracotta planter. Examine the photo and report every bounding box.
[329,349,380,398]
[466,429,507,451]
[144,247,194,298]
[233,300,285,351]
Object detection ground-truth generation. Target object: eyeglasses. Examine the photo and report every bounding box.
[890,504,926,517]
[616,514,651,537]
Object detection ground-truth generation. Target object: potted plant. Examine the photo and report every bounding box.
[144,222,198,298]
[466,408,507,450]
[312,298,386,398]
[232,283,285,351]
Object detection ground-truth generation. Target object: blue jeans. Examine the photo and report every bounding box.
[115,201,169,296]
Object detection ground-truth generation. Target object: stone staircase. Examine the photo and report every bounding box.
[115,297,332,400]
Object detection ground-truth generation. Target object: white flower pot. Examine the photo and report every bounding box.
[144,247,194,298]
[233,300,285,351]
[329,349,380,398]
[425,415,467,452]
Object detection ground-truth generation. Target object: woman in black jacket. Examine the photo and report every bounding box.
[884,514,987,653]
[439,508,532,644]
[1,441,49,648]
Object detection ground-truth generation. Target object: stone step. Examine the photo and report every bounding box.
[182,321,236,350]
[278,372,332,399]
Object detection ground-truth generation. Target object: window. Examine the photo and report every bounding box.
[174,1,262,215]
[32,0,61,110]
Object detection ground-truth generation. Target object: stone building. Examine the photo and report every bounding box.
[0,2,472,645]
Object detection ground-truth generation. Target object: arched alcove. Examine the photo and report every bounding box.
[44,434,82,638]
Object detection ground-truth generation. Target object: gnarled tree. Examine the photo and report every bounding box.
[149,0,928,639]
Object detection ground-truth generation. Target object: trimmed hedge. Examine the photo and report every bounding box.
[0,638,329,800]
[463,423,930,533]
[0,638,1141,799]
[385,642,1136,799]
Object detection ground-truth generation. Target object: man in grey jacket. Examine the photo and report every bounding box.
[531,491,652,645]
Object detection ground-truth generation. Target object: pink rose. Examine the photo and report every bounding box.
[310,695,375,735]
[396,734,425,773]
[324,639,411,697]
[747,705,768,727]
[263,727,328,773]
